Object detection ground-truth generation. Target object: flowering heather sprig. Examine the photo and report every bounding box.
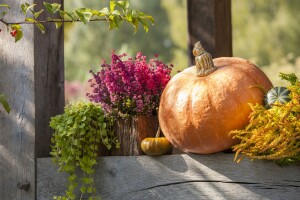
[87,51,173,117]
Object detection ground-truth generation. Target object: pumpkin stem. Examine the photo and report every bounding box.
[193,41,217,77]
[155,126,161,138]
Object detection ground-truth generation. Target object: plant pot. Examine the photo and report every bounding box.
[110,115,159,156]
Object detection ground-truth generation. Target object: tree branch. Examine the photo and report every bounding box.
[0,18,107,26]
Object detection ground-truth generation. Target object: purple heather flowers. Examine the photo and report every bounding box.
[87,51,173,117]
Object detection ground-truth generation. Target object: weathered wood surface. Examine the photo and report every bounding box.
[0,0,35,199]
[37,154,300,200]
[110,115,159,156]
[34,0,64,158]
[0,0,64,199]
[187,0,232,65]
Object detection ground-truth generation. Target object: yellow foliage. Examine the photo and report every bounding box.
[230,80,300,165]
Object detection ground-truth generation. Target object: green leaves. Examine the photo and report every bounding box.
[1,0,154,42]
[279,72,299,85]
[20,3,46,34]
[50,101,119,199]
[0,94,10,113]
[25,18,45,33]
[35,22,46,33]
[75,9,93,24]
[21,3,36,15]
[0,4,10,8]
[21,3,45,19]
[99,7,109,16]
[43,2,61,15]
[10,24,23,42]
[34,9,44,19]
[0,4,10,18]
[107,1,155,32]
[110,1,118,12]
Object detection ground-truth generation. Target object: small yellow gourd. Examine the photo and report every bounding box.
[141,127,172,156]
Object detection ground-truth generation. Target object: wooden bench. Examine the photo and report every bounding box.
[37,153,300,199]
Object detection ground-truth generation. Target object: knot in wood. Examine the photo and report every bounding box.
[17,181,30,191]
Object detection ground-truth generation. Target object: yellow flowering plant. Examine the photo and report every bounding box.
[230,73,300,166]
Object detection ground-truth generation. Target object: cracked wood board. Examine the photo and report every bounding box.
[37,154,300,200]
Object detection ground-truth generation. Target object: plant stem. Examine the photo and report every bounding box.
[193,41,217,77]
[0,19,8,26]
[155,126,161,138]
[0,18,107,26]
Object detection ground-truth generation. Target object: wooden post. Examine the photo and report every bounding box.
[187,0,232,65]
[34,0,64,158]
[0,0,64,199]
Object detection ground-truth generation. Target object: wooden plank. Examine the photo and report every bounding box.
[37,154,300,200]
[187,0,232,65]
[0,1,35,199]
[34,0,64,158]
[0,0,64,198]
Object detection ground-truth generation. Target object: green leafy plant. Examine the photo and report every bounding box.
[50,101,119,199]
[230,73,300,166]
[0,1,154,42]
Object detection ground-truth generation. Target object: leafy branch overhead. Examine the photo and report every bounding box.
[0,1,154,42]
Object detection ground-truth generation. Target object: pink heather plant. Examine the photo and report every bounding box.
[87,51,173,117]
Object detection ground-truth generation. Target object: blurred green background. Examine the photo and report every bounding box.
[65,0,300,102]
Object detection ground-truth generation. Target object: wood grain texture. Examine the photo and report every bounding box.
[187,0,232,65]
[214,0,232,58]
[110,115,159,156]
[37,154,300,200]
[34,0,64,158]
[0,0,35,199]
[0,0,64,198]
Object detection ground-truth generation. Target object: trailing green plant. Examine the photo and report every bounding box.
[50,101,119,200]
[0,0,154,42]
[230,73,300,166]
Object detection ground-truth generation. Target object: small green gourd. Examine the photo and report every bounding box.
[264,86,291,108]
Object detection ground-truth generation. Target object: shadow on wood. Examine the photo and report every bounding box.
[37,154,300,200]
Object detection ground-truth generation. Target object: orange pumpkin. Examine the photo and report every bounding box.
[158,41,273,154]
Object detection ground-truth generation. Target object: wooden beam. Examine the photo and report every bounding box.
[187,0,232,65]
[0,1,35,199]
[37,154,300,199]
[0,0,64,198]
[34,0,64,158]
